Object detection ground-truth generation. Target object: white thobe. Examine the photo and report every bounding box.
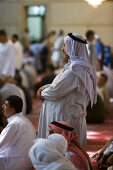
[0,113,36,170]
[14,41,23,70]
[38,62,89,148]
[0,42,16,77]
[104,141,113,156]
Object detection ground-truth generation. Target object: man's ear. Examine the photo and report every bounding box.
[11,108,15,114]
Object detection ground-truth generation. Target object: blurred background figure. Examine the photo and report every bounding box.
[29,41,48,73]
[51,30,64,68]
[20,28,30,52]
[97,73,110,113]
[14,71,32,114]
[0,77,26,115]
[12,34,23,71]
[86,30,97,68]
[43,31,56,65]
[103,45,112,68]
[95,34,104,66]
[34,64,56,94]
[0,30,16,78]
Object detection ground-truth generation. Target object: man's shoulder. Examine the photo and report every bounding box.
[12,115,33,126]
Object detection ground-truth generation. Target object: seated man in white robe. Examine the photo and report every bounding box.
[0,95,36,170]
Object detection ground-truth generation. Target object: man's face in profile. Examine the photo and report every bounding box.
[61,43,70,60]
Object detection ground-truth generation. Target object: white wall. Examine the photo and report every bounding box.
[0,0,113,45]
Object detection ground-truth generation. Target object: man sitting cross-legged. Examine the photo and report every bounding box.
[0,95,36,170]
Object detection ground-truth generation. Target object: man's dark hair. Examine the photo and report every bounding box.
[0,29,7,36]
[6,95,23,113]
[12,34,19,40]
[59,30,64,35]
[100,73,108,82]
[50,30,55,36]
[86,30,94,39]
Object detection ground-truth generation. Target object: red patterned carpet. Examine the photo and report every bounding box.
[27,99,113,169]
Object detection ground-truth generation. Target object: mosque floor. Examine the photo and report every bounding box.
[27,99,113,170]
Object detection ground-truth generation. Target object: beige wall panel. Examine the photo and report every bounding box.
[0,0,113,45]
[0,2,17,24]
[51,2,113,25]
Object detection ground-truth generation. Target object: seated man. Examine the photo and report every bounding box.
[96,136,113,169]
[97,73,110,113]
[91,136,113,169]
[29,136,76,170]
[49,121,93,170]
[0,95,36,170]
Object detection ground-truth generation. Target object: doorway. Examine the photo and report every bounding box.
[27,5,46,41]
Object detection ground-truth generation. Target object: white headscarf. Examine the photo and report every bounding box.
[29,138,76,170]
[48,133,68,155]
[64,33,97,106]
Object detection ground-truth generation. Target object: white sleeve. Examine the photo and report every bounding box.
[41,71,78,101]
[43,84,51,88]
[104,142,113,156]
[0,123,18,150]
[2,45,16,77]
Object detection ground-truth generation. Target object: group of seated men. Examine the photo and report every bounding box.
[1,95,113,170]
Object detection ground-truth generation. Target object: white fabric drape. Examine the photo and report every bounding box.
[29,138,76,170]
[48,133,68,155]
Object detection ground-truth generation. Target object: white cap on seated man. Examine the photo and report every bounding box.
[0,95,36,170]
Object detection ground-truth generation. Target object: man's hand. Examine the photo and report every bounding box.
[37,87,45,101]
[106,154,113,166]
[90,149,102,158]
[96,151,103,162]
[97,154,107,169]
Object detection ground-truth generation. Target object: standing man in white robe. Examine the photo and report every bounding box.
[12,34,23,71]
[37,33,97,148]
[0,30,16,78]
